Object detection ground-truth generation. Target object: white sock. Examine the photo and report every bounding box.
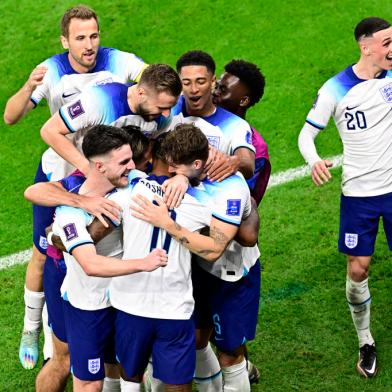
[23,286,45,331]
[194,344,223,392]
[145,361,165,392]
[346,276,374,347]
[222,359,250,392]
[102,377,121,392]
[120,378,142,391]
[42,304,53,359]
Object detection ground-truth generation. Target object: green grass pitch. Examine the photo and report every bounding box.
[1,0,392,390]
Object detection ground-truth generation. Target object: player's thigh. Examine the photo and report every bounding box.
[152,318,195,385]
[338,194,381,256]
[115,311,153,379]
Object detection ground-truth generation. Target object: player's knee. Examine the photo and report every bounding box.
[347,255,370,281]
[31,245,47,265]
[73,378,103,392]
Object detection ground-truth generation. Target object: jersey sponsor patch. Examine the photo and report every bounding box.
[207,135,220,149]
[67,100,85,119]
[88,358,100,374]
[380,82,392,103]
[226,199,241,216]
[63,223,78,241]
[345,233,358,249]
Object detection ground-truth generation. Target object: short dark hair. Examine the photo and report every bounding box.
[61,5,99,37]
[122,125,150,165]
[354,17,391,41]
[176,50,216,74]
[224,59,266,107]
[82,125,131,160]
[161,124,209,164]
[139,64,182,97]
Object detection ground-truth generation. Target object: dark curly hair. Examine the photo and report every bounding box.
[176,50,216,74]
[224,60,265,107]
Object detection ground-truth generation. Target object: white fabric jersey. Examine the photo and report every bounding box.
[53,205,123,311]
[189,173,259,281]
[305,66,392,196]
[169,95,255,155]
[108,171,210,319]
[43,82,169,180]
[35,47,147,181]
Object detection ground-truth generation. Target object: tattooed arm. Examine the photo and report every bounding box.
[131,194,238,262]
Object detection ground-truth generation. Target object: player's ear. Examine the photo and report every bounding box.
[211,74,216,91]
[194,159,203,170]
[240,96,251,108]
[95,161,105,173]
[136,86,146,102]
[61,35,69,50]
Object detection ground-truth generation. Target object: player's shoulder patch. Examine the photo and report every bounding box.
[63,223,78,241]
[226,199,241,216]
[67,100,85,119]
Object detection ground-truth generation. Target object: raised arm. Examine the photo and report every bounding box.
[4,65,47,124]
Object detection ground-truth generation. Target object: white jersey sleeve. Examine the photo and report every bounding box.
[108,49,148,82]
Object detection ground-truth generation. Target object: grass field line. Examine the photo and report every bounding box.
[0,154,342,270]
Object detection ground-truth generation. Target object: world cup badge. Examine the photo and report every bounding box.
[345,233,358,249]
[88,358,100,374]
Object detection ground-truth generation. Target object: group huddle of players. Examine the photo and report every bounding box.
[5,5,270,392]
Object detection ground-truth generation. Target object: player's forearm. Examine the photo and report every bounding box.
[234,150,255,179]
[78,254,146,277]
[298,123,323,167]
[25,182,85,208]
[40,127,88,173]
[4,85,34,124]
[163,220,229,262]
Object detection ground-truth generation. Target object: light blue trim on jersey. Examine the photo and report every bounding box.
[62,292,69,301]
[59,108,75,132]
[56,205,91,222]
[68,240,94,254]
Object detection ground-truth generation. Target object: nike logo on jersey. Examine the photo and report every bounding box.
[346,105,360,111]
[62,92,77,99]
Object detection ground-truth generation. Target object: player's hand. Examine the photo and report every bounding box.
[162,174,189,209]
[131,194,171,229]
[207,153,240,182]
[311,160,333,186]
[25,66,47,92]
[204,145,220,173]
[141,248,168,271]
[79,196,122,227]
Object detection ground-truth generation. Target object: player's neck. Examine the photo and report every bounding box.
[81,173,115,197]
[127,85,138,112]
[353,59,385,80]
[67,54,94,74]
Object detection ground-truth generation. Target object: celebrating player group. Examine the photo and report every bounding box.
[5,3,392,391]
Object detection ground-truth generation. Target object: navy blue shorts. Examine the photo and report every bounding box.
[63,301,117,381]
[192,260,261,352]
[43,256,67,342]
[115,311,195,384]
[339,192,392,256]
[33,161,55,254]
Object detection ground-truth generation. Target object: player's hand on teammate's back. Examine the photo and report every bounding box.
[311,160,333,186]
[26,65,48,92]
[162,175,189,209]
[142,248,168,271]
[131,194,172,229]
[207,153,240,182]
[79,195,122,227]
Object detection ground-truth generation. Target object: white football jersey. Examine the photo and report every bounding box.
[306,66,392,196]
[53,205,123,311]
[108,171,210,320]
[190,173,259,281]
[42,82,170,180]
[168,95,255,155]
[35,47,147,181]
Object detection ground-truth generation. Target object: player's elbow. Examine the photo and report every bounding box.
[3,111,17,125]
[24,185,36,203]
[235,231,258,247]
